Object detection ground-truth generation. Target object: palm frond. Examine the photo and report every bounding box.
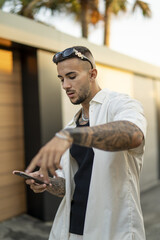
[111,0,127,15]
[132,0,151,17]
[105,0,114,9]
[0,0,7,8]
[0,0,20,8]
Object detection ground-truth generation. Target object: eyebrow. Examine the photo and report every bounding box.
[57,71,76,78]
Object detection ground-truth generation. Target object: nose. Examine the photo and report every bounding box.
[62,79,72,90]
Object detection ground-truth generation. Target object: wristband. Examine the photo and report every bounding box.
[55,132,73,143]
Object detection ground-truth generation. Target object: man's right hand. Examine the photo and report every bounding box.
[25,134,72,182]
[25,171,47,193]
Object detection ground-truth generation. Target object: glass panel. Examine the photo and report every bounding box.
[0,49,13,73]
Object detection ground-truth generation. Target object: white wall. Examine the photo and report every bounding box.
[1,10,160,191]
[97,64,133,96]
[0,10,160,79]
[133,76,159,190]
[37,52,160,191]
[95,65,160,190]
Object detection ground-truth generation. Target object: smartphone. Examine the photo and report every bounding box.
[13,170,49,185]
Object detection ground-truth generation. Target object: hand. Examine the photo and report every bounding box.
[25,171,49,193]
[25,134,72,182]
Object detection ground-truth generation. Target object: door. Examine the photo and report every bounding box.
[0,48,26,221]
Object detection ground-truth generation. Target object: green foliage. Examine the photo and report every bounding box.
[0,0,151,22]
[132,0,151,17]
[0,0,152,43]
[0,0,81,16]
[0,0,7,8]
[110,0,127,15]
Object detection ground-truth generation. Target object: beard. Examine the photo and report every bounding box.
[70,86,91,105]
[72,96,86,105]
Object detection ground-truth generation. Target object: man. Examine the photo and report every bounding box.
[26,46,147,240]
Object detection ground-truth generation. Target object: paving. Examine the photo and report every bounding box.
[0,184,160,240]
[0,214,52,240]
[141,184,160,240]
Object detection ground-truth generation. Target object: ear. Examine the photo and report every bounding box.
[89,69,97,82]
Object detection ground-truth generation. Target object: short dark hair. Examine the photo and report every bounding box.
[52,46,94,68]
[72,46,93,58]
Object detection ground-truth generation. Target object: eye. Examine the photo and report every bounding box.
[69,75,76,80]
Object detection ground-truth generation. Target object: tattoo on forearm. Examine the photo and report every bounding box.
[62,121,143,151]
[46,177,65,198]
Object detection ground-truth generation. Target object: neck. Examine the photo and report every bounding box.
[81,108,89,122]
[81,85,101,113]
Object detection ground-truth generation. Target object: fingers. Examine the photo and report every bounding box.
[26,179,47,193]
[25,136,69,179]
[40,152,62,181]
[30,183,47,193]
[25,152,41,174]
[25,179,34,186]
[28,171,41,178]
[40,152,50,183]
[47,153,61,177]
[54,153,62,171]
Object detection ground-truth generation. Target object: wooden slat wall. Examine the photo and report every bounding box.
[0,49,26,222]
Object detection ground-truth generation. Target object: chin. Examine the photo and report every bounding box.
[70,96,86,105]
[71,100,81,105]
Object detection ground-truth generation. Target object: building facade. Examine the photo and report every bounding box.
[0,10,160,222]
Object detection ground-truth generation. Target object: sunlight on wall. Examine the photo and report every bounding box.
[0,38,12,47]
[96,63,159,190]
[97,64,134,96]
[133,76,159,190]
[0,49,13,73]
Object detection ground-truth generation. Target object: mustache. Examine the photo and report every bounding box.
[66,90,75,94]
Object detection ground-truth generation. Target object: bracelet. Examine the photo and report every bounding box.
[55,132,73,143]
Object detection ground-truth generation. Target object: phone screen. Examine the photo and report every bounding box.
[13,171,49,185]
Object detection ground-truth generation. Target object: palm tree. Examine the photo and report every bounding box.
[104,0,151,46]
[79,0,102,38]
[0,0,101,38]
[0,0,78,19]
[0,0,151,46]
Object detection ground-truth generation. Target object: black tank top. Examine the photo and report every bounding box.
[69,120,94,235]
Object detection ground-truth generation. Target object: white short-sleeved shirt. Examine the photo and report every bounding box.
[49,89,147,240]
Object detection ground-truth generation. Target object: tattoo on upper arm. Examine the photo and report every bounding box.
[63,121,144,151]
[46,177,65,198]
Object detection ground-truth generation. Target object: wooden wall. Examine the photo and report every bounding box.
[0,49,26,221]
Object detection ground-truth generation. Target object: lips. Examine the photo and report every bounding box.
[66,91,75,98]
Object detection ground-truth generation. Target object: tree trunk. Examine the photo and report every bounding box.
[21,0,41,18]
[80,0,89,38]
[104,2,112,46]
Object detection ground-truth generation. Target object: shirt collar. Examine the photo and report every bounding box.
[90,89,109,105]
[67,89,109,126]
[67,108,82,127]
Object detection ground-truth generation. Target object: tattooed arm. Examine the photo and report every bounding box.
[61,121,144,151]
[26,171,65,198]
[46,177,65,198]
[26,121,144,180]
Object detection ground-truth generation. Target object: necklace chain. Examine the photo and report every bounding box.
[81,108,89,122]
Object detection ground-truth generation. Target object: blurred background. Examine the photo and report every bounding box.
[0,0,160,239]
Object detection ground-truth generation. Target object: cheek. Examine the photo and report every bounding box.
[79,82,90,96]
[74,73,90,91]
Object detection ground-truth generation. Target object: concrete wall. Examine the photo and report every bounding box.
[97,65,159,190]
[0,10,160,191]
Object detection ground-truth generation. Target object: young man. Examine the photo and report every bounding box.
[26,46,147,240]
